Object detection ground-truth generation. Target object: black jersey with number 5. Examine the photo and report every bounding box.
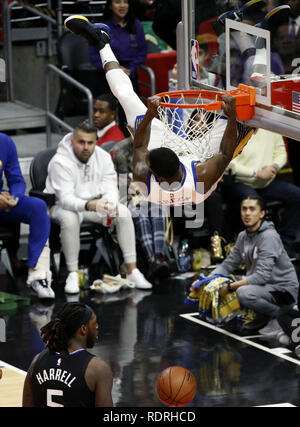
[31,348,96,407]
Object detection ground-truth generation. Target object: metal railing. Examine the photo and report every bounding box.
[138,64,156,101]
[45,63,94,147]
[3,0,56,101]
[2,0,106,101]
[3,0,156,146]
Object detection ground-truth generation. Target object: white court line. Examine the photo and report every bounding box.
[255,403,296,407]
[180,313,300,366]
[0,360,27,376]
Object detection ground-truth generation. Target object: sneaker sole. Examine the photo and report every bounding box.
[64,15,99,45]
[135,284,152,290]
[64,288,80,295]
[64,15,110,42]
[29,287,55,300]
[64,15,89,32]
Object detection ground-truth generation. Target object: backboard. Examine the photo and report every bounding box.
[177,0,300,140]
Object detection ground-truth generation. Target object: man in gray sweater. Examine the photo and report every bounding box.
[211,196,299,335]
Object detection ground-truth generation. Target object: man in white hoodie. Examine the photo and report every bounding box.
[45,121,152,293]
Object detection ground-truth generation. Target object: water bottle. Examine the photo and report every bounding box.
[193,249,202,272]
[178,239,192,272]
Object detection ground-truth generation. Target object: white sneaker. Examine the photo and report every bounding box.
[29,302,55,329]
[277,331,291,346]
[28,278,55,299]
[295,344,300,357]
[126,268,152,290]
[259,318,282,336]
[64,272,80,294]
[131,289,152,304]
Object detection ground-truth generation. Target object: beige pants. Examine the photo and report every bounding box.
[49,203,136,271]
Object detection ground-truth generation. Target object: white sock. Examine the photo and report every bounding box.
[27,242,50,283]
[99,44,119,67]
[252,47,267,67]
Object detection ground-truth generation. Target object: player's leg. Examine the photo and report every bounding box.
[0,196,54,298]
[98,47,164,148]
[64,15,164,147]
[64,16,145,126]
[104,64,164,148]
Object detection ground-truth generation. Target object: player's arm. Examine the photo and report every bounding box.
[132,96,160,183]
[22,354,39,407]
[133,96,160,150]
[195,95,238,193]
[86,357,114,407]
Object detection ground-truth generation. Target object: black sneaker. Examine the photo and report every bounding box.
[257,4,290,32]
[255,5,290,48]
[218,0,266,26]
[148,260,170,280]
[64,15,110,50]
[218,10,243,26]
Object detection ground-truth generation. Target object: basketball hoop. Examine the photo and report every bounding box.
[155,84,255,162]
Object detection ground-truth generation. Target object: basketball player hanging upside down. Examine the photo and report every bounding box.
[64,15,256,207]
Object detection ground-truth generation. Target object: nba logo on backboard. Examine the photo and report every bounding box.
[190,39,199,81]
[0,318,6,342]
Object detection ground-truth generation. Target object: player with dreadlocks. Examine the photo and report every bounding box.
[22,302,113,407]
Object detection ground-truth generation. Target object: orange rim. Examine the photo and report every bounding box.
[156,90,223,110]
[155,84,256,120]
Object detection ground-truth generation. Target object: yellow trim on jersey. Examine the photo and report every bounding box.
[126,125,135,140]
[232,129,255,159]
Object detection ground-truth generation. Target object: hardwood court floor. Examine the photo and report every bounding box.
[0,361,26,407]
[1,261,300,408]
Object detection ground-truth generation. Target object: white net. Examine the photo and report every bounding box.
[157,92,222,162]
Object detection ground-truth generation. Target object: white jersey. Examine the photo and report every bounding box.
[144,118,255,206]
[145,115,227,160]
[146,155,217,206]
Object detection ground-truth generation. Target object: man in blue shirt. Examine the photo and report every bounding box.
[0,133,54,299]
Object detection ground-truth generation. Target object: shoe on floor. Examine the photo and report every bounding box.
[148,257,169,280]
[64,15,110,49]
[277,331,292,346]
[28,277,55,300]
[127,268,152,290]
[29,302,55,329]
[259,318,283,336]
[64,272,80,294]
[295,344,300,357]
[240,313,270,336]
